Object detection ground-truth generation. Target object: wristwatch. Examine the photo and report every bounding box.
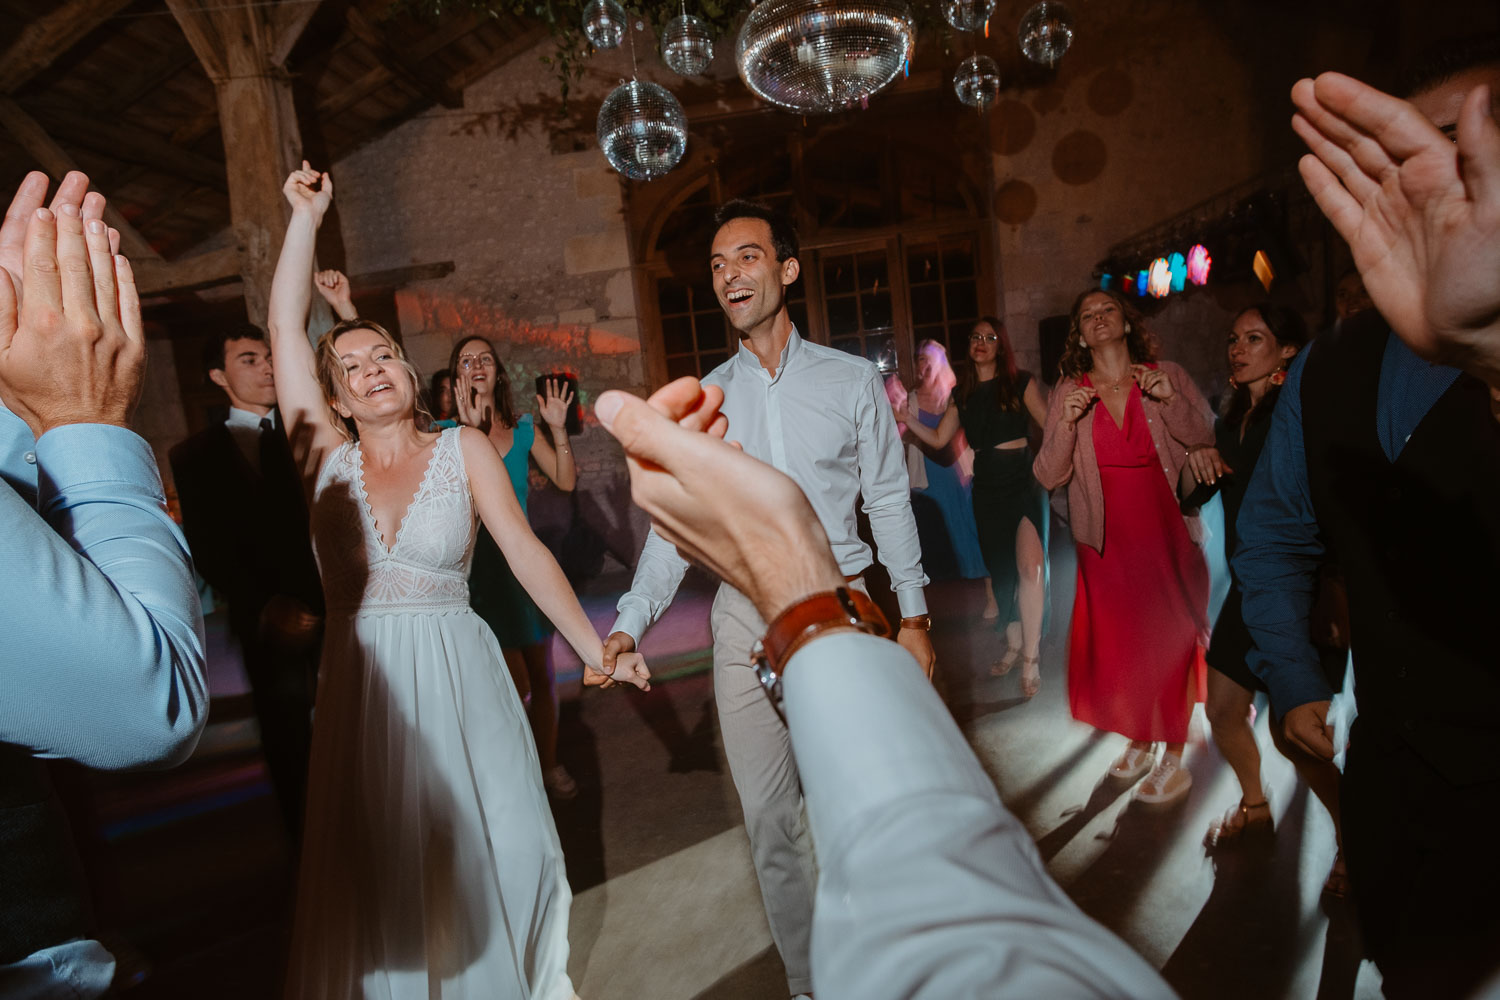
[752,586,890,711]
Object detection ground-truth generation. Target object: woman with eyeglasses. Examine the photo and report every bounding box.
[450,336,582,799]
[903,320,1049,696]
[1034,288,1214,803]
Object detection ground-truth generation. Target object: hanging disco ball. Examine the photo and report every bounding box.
[582,0,627,49]
[596,80,688,181]
[661,14,715,76]
[942,0,995,33]
[953,54,1001,108]
[1018,0,1074,66]
[736,0,916,115]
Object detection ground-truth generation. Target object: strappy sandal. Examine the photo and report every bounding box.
[1020,654,1041,698]
[1204,798,1273,848]
[990,645,1020,677]
[1322,850,1349,898]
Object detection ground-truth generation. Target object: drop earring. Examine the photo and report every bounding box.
[1124,322,1133,333]
[1269,365,1287,387]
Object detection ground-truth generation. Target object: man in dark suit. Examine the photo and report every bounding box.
[170,323,323,836]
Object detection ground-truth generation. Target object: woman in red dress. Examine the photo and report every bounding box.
[1034,288,1214,802]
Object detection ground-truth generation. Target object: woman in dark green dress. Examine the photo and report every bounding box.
[450,335,581,798]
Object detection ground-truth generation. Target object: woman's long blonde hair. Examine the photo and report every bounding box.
[314,319,431,438]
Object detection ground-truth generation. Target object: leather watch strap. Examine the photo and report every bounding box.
[754,586,891,678]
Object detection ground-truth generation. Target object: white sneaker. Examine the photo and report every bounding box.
[1109,744,1155,781]
[1135,754,1192,803]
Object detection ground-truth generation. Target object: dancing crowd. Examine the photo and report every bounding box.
[3,35,1499,1000]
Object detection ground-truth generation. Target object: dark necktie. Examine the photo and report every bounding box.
[259,414,289,480]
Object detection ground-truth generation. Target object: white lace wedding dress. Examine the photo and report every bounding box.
[285,427,575,999]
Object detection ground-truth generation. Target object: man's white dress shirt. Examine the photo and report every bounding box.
[614,328,929,640]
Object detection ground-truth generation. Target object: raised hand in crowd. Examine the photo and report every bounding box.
[536,376,574,432]
[1292,72,1500,391]
[314,268,358,321]
[454,362,495,433]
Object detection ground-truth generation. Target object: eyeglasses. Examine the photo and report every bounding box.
[970,332,1000,343]
[458,355,496,371]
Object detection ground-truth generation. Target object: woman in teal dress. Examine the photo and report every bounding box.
[450,335,581,798]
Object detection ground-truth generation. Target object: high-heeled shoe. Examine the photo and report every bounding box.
[1020,654,1041,698]
[990,646,1020,677]
[1204,798,1273,848]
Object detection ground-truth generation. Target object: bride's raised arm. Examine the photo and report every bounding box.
[458,426,651,691]
[268,162,346,490]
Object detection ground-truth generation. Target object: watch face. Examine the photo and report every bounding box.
[754,660,785,718]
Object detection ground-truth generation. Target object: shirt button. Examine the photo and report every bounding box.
[23,450,36,464]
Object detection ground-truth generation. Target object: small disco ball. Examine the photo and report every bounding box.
[582,0,626,50]
[661,14,715,76]
[942,0,995,33]
[953,54,1001,108]
[1018,0,1074,67]
[597,80,688,181]
[736,0,916,114]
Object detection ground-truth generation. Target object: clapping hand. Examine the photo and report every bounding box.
[536,377,574,430]
[1133,365,1175,401]
[283,161,333,219]
[0,170,144,436]
[1292,73,1500,385]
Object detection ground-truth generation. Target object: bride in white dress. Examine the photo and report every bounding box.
[268,164,650,999]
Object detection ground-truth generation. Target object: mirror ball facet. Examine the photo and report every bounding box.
[597,80,689,181]
[942,0,995,33]
[953,54,1001,108]
[736,0,917,114]
[662,14,715,75]
[582,0,627,50]
[1018,0,1074,66]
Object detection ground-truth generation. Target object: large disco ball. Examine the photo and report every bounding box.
[582,0,627,49]
[1018,0,1073,66]
[662,14,715,75]
[736,0,916,114]
[942,0,995,33]
[597,80,688,181]
[953,54,1001,108]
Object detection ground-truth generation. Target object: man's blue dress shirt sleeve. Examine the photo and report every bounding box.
[1,416,207,769]
[1232,348,1332,718]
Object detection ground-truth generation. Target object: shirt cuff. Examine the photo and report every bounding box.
[34,424,162,499]
[610,610,648,647]
[895,588,929,619]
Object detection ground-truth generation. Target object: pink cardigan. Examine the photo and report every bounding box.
[1032,361,1214,554]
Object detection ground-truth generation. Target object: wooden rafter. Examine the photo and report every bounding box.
[0,0,137,94]
[134,245,242,295]
[0,95,160,261]
[343,8,463,109]
[26,101,228,191]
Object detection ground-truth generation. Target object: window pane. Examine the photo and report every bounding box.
[826,296,859,336]
[693,310,726,351]
[823,255,856,295]
[857,250,888,295]
[945,282,978,323]
[908,243,940,286]
[941,240,975,279]
[787,299,810,336]
[914,324,948,350]
[866,332,898,373]
[862,290,893,331]
[667,354,699,381]
[698,351,729,373]
[662,314,695,355]
[690,281,716,312]
[657,282,689,315]
[831,336,863,358]
[909,284,942,325]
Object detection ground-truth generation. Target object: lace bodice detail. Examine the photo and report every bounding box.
[312,427,477,614]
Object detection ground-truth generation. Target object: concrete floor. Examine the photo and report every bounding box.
[58,541,1384,999]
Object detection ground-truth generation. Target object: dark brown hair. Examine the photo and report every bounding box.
[1058,288,1158,380]
[1222,302,1309,428]
[956,317,1023,413]
[448,335,515,432]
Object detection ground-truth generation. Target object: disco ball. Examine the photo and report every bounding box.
[1018,0,1074,67]
[662,14,715,76]
[953,54,1001,108]
[582,0,626,50]
[597,80,688,181]
[736,0,916,114]
[942,0,995,33]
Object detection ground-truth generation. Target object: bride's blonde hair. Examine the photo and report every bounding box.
[315,319,431,438]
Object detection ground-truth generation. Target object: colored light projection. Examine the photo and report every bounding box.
[1252,249,1275,291]
[1147,257,1171,298]
[1186,244,1211,285]
[1106,243,1213,299]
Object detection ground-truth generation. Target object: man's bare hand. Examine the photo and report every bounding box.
[897,627,937,680]
[0,172,145,437]
[590,630,637,691]
[1283,700,1337,761]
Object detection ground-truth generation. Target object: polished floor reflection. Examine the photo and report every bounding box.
[56,535,1382,999]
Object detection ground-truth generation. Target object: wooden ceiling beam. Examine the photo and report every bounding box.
[27,102,228,191]
[100,39,200,115]
[446,21,549,93]
[343,8,463,109]
[134,244,241,295]
[0,0,137,94]
[0,95,160,261]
